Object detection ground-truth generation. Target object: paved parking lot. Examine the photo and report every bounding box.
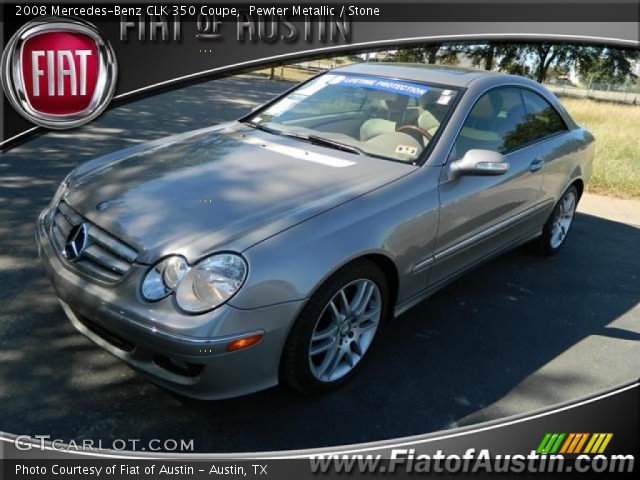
[1,74,639,452]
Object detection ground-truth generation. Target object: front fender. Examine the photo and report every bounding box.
[228,168,441,310]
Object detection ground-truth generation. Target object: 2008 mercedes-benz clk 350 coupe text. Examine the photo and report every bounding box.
[37,64,595,399]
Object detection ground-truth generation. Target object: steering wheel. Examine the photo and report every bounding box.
[395,125,433,146]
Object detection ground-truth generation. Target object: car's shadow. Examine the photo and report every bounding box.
[1,75,639,453]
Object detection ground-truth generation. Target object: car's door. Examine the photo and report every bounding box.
[428,87,550,287]
[518,89,577,204]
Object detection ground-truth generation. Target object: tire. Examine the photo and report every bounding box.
[536,185,579,256]
[280,259,389,394]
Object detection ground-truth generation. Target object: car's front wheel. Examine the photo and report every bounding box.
[281,260,389,394]
[538,185,579,255]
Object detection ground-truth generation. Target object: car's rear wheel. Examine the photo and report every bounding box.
[281,260,389,394]
[537,185,579,255]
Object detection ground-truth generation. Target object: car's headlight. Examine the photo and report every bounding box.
[176,253,247,313]
[141,256,188,301]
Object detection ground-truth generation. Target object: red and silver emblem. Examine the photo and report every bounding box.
[1,18,117,129]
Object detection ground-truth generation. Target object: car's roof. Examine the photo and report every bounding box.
[332,62,513,88]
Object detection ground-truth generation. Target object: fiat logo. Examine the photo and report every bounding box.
[1,17,117,129]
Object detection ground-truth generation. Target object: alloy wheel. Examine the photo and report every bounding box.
[308,279,382,382]
[550,190,577,249]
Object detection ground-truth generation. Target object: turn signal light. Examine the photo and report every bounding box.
[226,334,263,352]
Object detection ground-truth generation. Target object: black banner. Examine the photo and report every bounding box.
[1,382,639,478]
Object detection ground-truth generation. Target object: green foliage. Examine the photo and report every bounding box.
[382,43,638,87]
[386,44,462,65]
[577,47,640,85]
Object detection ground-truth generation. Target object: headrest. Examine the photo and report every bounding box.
[471,92,503,119]
[418,110,440,131]
[383,95,408,113]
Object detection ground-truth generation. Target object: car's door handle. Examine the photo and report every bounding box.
[530,157,545,172]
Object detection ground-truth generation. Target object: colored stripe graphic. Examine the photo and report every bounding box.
[574,433,589,453]
[597,434,613,454]
[559,433,575,454]
[584,434,599,453]
[549,433,565,454]
[569,433,587,453]
[586,433,614,454]
[536,433,566,454]
[540,433,613,455]
[536,433,552,454]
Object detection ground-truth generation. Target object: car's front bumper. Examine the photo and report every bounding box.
[36,209,305,399]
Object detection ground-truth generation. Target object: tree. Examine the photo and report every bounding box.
[464,42,515,70]
[437,45,462,65]
[387,44,462,65]
[577,47,640,85]
[529,44,568,83]
[382,43,639,87]
[390,47,428,63]
[465,43,498,70]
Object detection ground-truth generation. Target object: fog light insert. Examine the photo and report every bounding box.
[226,333,263,352]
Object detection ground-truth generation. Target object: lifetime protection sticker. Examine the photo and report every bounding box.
[328,75,430,98]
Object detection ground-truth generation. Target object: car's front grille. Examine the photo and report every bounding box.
[50,201,138,283]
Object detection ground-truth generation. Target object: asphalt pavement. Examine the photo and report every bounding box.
[1,74,639,453]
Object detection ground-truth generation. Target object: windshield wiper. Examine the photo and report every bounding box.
[245,123,366,157]
[305,135,365,156]
[244,122,282,136]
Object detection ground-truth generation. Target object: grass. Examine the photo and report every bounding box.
[558,98,640,198]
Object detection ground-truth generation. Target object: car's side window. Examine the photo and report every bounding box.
[450,87,529,160]
[519,89,568,143]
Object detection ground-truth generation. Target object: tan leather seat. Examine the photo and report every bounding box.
[360,118,396,141]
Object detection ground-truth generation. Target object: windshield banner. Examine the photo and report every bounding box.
[328,75,430,97]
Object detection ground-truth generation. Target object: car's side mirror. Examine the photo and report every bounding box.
[449,149,509,178]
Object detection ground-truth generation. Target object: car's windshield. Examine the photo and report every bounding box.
[244,73,460,163]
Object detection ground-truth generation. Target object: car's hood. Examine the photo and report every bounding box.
[64,123,416,263]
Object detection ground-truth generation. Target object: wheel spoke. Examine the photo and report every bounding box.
[349,281,368,314]
[564,194,575,213]
[312,325,338,343]
[315,345,339,378]
[356,319,378,335]
[310,337,337,356]
[343,349,356,367]
[339,290,351,315]
[354,283,375,316]
[359,307,381,322]
[328,300,341,321]
[327,348,346,379]
[551,224,562,245]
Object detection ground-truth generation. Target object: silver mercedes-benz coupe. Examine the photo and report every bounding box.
[37,64,595,399]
